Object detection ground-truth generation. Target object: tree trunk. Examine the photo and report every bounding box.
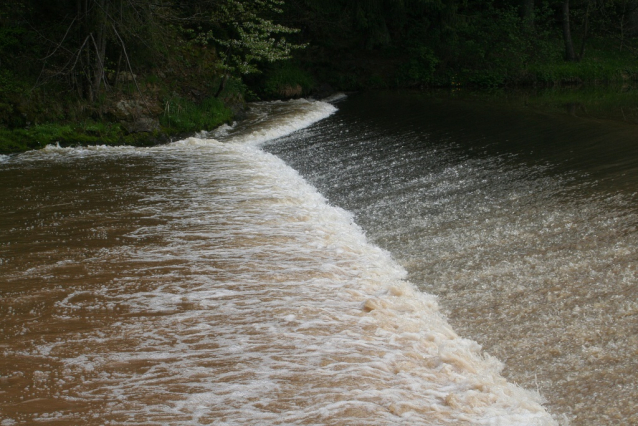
[619,0,627,51]
[562,0,577,61]
[113,50,123,87]
[84,39,93,101]
[578,1,591,60]
[214,74,228,98]
[92,0,109,96]
[79,0,95,101]
[522,0,534,31]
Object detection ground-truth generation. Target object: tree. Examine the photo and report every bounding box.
[27,0,172,101]
[596,0,638,52]
[192,0,305,96]
[562,0,577,61]
[522,0,535,30]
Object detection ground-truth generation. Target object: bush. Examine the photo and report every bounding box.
[160,96,232,133]
[0,122,156,154]
[527,38,638,85]
[398,46,439,87]
[263,63,315,99]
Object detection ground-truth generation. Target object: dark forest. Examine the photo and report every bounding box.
[2,0,638,152]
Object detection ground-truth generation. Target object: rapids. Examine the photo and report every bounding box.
[3,94,618,424]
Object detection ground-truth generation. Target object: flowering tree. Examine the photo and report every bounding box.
[193,0,305,95]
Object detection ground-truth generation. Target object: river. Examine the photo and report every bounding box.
[1,91,637,425]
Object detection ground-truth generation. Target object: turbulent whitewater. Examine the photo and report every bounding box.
[263,93,638,426]
[0,99,555,424]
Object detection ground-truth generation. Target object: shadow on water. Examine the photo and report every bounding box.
[351,87,638,193]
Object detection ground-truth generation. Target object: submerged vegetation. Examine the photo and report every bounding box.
[3,0,638,153]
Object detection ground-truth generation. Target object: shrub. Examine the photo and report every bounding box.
[160,96,232,133]
[263,64,315,99]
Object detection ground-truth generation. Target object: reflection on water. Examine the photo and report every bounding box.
[502,84,638,124]
[0,101,554,425]
[265,91,638,425]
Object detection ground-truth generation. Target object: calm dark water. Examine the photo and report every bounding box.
[265,91,638,425]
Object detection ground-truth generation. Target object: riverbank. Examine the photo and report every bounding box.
[4,1,638,156]
[3,38,638,156]
[0,85,240,155]
[9,83,638,156]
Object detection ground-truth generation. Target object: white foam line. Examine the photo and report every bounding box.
[6,98,336,161]
[321,92,349,103]
[58,144,554,424]
[223,99,337,146]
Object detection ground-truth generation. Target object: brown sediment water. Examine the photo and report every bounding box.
[0,99,555,425]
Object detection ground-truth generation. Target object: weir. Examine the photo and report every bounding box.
[265,92,638,425]
[2,96,610,425]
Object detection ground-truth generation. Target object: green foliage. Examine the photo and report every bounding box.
[0,102,25,129]
[0,129,39,153]
[195,0,305,76]
[0,123,112,154]
[367,73,389,89]
[0,24,25,57]
[263,63,315,98]
[216,76,250,99]
[283,0,638,90]
[450,4,534,87]
[160,96,233,134]
[0,69,29,129]
[528,39,638,84]
[7,0,638,157]
[398,46,439,86]
[0,120,175,154]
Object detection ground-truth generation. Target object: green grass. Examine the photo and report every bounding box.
[160,96,233,134]
[0,122,155,154]
[526,40,638,85]
[0,95,234,154]
[263,64,315,99]
[0,124,103,154]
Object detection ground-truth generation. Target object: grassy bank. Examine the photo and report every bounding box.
[3,38,638,156]
[0,63,319,155]
[0,122,160,154]
[0,89,236,155]
[524,40,638,86]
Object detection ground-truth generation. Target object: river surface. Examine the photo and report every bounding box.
[1,91,637,425]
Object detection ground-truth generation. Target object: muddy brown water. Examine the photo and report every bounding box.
[3,92,637,424]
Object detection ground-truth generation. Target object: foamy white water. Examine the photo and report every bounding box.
[320,92,349,103]
[263,92,638,425]
[214,98,338,146]
[0,99,555,424]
